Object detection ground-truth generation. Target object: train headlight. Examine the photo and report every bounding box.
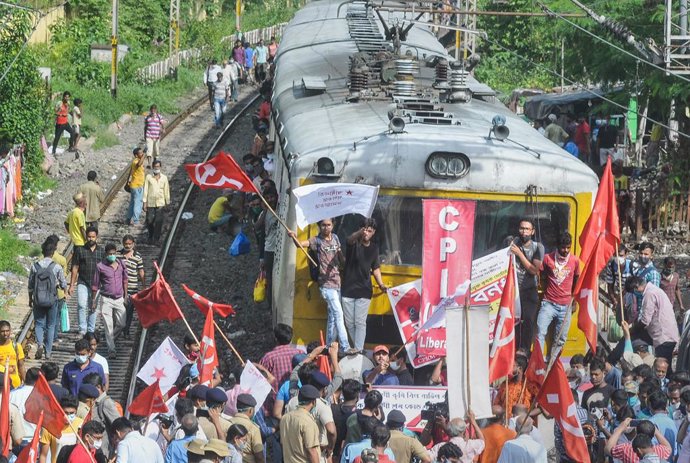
[425,152,470,179]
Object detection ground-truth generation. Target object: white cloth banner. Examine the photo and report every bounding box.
[292,183,379,229]
[446,306,492,420]
[239,361,273,410]
[137,336,189,394]
[357,386,447,432]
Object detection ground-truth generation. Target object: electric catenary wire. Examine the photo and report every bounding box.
[482,35,690,140]
[538,1,690,86]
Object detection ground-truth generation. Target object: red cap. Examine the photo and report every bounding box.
[373,345,389,354]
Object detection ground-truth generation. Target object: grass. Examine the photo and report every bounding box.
[92,128,119,150]
[0,228,38,275]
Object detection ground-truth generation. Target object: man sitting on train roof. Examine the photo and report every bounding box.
[362,345,399,386]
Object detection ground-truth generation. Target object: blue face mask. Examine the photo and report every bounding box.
[107,255,117,263]
[629,396,640,408]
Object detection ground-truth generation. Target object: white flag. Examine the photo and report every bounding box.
[137,337,189,394]
[239,361,273,410]
[292,183,379,229]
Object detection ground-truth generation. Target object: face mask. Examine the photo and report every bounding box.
[238,441,248,451]
[91,439,103,450]
[629,396,640,408]
[663,268,673,276]
[568,381,578,389]
[188,351,200,360]
[389,361,399,370]
[520,235,531,244]
[638,256,650,265]
[244,164,254,173]
[67,414,76,422]
[251,206,262,214]
[107,255,117,263]
[617,257,626,264]
[153,169,161,175]
[75,354,89,364]
[87,240,97,247]
[123,245,133,252]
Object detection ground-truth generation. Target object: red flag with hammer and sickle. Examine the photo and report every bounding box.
[185,151,259,192]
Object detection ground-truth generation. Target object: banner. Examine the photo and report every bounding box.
[388,280,440,368]
[239,361,273,410]
[446,306,492,420]
[292,183,379,230]
[137,337,189,394]
[184,152,258,192]
[357,386,447,433]
[418,200,476,356]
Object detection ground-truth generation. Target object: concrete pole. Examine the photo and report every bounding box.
[110,0,118,98]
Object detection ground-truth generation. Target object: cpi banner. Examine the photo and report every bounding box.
[418,200,476,356]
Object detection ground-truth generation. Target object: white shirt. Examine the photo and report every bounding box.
[497,434,547,463]
[338,354,374,381]
[117,430,165,463]
[509,416,544,446]
[224,62,241,81]
[92,352,110,375]
[205,65,223,84]
[10,384,34,439]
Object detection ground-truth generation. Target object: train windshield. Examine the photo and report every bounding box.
[335,196,571,266]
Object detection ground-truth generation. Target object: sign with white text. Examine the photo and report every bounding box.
[357,386,448,432]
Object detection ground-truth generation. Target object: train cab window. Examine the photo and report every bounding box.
[333,197,571,267]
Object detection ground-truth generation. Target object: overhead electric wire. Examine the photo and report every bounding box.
[482,35,690,140]
[537,1,690,86]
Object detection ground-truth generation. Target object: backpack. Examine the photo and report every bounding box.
[33,262,57,309]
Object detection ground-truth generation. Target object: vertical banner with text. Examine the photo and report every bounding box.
[418,200,476,356]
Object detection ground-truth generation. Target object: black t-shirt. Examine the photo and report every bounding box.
[598,124,618,149]
[341,240,381,299]
[581,383,615,409]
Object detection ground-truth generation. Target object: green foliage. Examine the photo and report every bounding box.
[0,9,51,200]
[0,228,34,275]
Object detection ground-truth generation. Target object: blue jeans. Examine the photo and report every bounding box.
[33,301,58,356]
[210,214,232,231]
[319,287,350,350]
[214,98,226,127]
[77,283,97,334]
[127,187,143,224]
[536,299,572,350]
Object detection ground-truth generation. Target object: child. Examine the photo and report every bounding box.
[70,98,83,152]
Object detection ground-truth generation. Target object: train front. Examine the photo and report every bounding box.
[270,0,600,356]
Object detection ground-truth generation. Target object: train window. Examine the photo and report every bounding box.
[334,197,570,266]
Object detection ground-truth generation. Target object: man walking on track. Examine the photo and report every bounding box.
[144,104,166,168]
[510,219,544,351]
[52,91,75,155]
[143,159,170,244]
[91,243,128,359]
[79,171,105,230]
[126,147,146,226]
[68,226,105,335]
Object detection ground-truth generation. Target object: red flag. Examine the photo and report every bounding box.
[574,236,607,353]
[198,308,219,384]
[128,380,169,417]
[182,284,235,318]
[24,373,68,438]
[317,331,332,381]
[131,263,183,328]
[525,339,547,386]
[185,151,259,192]
[0,360,10,456]
[15,411,42,463]
[579,157,620,268]
[489,259,516,382]
[537,360,591,463]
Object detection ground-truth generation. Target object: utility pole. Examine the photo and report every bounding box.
[111,0,118,98]
[561,37,565,91]
[236,0,241,32]
[169,0,180,56]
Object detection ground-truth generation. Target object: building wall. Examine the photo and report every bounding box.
[28,5,65,45]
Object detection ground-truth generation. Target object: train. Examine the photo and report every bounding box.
[267,0,600,357]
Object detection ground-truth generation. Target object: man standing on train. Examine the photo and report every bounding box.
[510,219,544,352]
[289,219,352,353]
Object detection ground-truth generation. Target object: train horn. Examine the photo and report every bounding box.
[490,114,510,141]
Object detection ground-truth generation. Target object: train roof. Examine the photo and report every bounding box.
[272,0,599,197]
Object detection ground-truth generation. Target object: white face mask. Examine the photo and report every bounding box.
[568,381,578,389]
[91,439,103,450]
[389,361,399,370]
[153,169,161,175]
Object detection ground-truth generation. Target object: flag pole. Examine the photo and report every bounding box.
[214,320,245,365]
[464,296,472,410]
[515,297,573,436]
[256,191,317,267]
[505,376,509,426]
[615,243,624,324]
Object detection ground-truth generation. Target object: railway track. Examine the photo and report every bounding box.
[17,89,260,407]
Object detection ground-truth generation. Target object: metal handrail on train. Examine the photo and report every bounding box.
[125,93,261,413]
[16,94,209,347]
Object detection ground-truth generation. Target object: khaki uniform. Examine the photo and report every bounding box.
[388,429,429,463]
[287,396,334,448]
[76,401,90,420]
[197,413,232,440]
[229,412,263,463]
[280,407,320,463]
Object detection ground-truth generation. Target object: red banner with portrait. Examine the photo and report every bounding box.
[417,200,476,356]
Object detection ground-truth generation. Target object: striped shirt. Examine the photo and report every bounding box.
[144,113,164,139]
[119,249,144,295]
